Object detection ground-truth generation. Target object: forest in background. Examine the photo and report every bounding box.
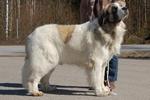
[0,0,150,45]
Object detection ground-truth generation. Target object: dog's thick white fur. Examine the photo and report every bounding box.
[22,1,128,96]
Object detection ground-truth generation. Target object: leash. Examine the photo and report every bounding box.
[89,0,96,21]
[106,59,110,88]
[106,55,114,92]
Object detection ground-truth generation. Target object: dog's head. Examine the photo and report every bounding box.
[94,0,129,26]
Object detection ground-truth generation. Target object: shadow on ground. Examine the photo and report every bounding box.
[0,83,94,96]
[0,83,26,96]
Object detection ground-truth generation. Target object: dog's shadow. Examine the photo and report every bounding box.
[0,83,94,96]
[47,85,94,96]
[0,83,26,96]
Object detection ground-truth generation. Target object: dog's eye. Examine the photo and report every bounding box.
[122,7,128,11]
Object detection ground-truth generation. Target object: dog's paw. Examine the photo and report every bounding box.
[102,86,110,95]
[95,88,110,96]
[28,91,44,96]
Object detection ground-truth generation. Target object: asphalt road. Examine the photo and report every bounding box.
[0,45,150,57]
[0,46,150,100]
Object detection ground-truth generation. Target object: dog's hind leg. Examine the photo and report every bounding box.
[40,68,56,92]
[27,76,44,96]
[85,68,94,90]
[22,60,43,96]
[25,66,57,96]
[23,51,59,96]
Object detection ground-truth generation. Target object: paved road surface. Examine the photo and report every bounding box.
[0,46,150,100]
[0,45,150,57]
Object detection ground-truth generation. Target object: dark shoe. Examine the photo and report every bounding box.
[104,81,116,91]
[109,82,116,91]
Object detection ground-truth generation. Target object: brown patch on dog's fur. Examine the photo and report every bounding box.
[57,25,75,43]
[117,0,126,7]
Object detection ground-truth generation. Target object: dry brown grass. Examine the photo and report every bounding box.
[0,0,149,45]
[120,51,150,58]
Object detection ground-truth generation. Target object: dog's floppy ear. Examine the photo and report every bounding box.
[111,0,115,3]
[93,0,103,18]
[93,0,112,18]
[103,0,112,7]
[98,10,106,26]
[111,0,126,2]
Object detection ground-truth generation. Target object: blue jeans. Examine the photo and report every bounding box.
[105,56,118,82]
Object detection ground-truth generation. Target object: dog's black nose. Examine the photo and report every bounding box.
[112,6,118,13]
[122,7,128,11]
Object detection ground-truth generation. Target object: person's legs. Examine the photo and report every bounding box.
[105,56,118,90]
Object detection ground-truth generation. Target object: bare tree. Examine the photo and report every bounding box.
[16,0,20,39]
[0,0,150,44]
[5,0,9,40]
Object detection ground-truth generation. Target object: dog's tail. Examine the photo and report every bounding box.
[22,59,30,89]
[22,36,31,89]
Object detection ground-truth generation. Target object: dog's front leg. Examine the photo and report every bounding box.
[92,59,110,96]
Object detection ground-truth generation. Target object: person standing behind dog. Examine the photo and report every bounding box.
[80,0,118,91]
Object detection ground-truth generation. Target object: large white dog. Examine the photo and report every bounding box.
[22,0,128,96]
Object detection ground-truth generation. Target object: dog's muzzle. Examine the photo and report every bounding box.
[111,4,128,22]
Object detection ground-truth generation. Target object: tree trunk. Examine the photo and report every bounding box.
[5,0,9,40]
[16,0,20,39]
